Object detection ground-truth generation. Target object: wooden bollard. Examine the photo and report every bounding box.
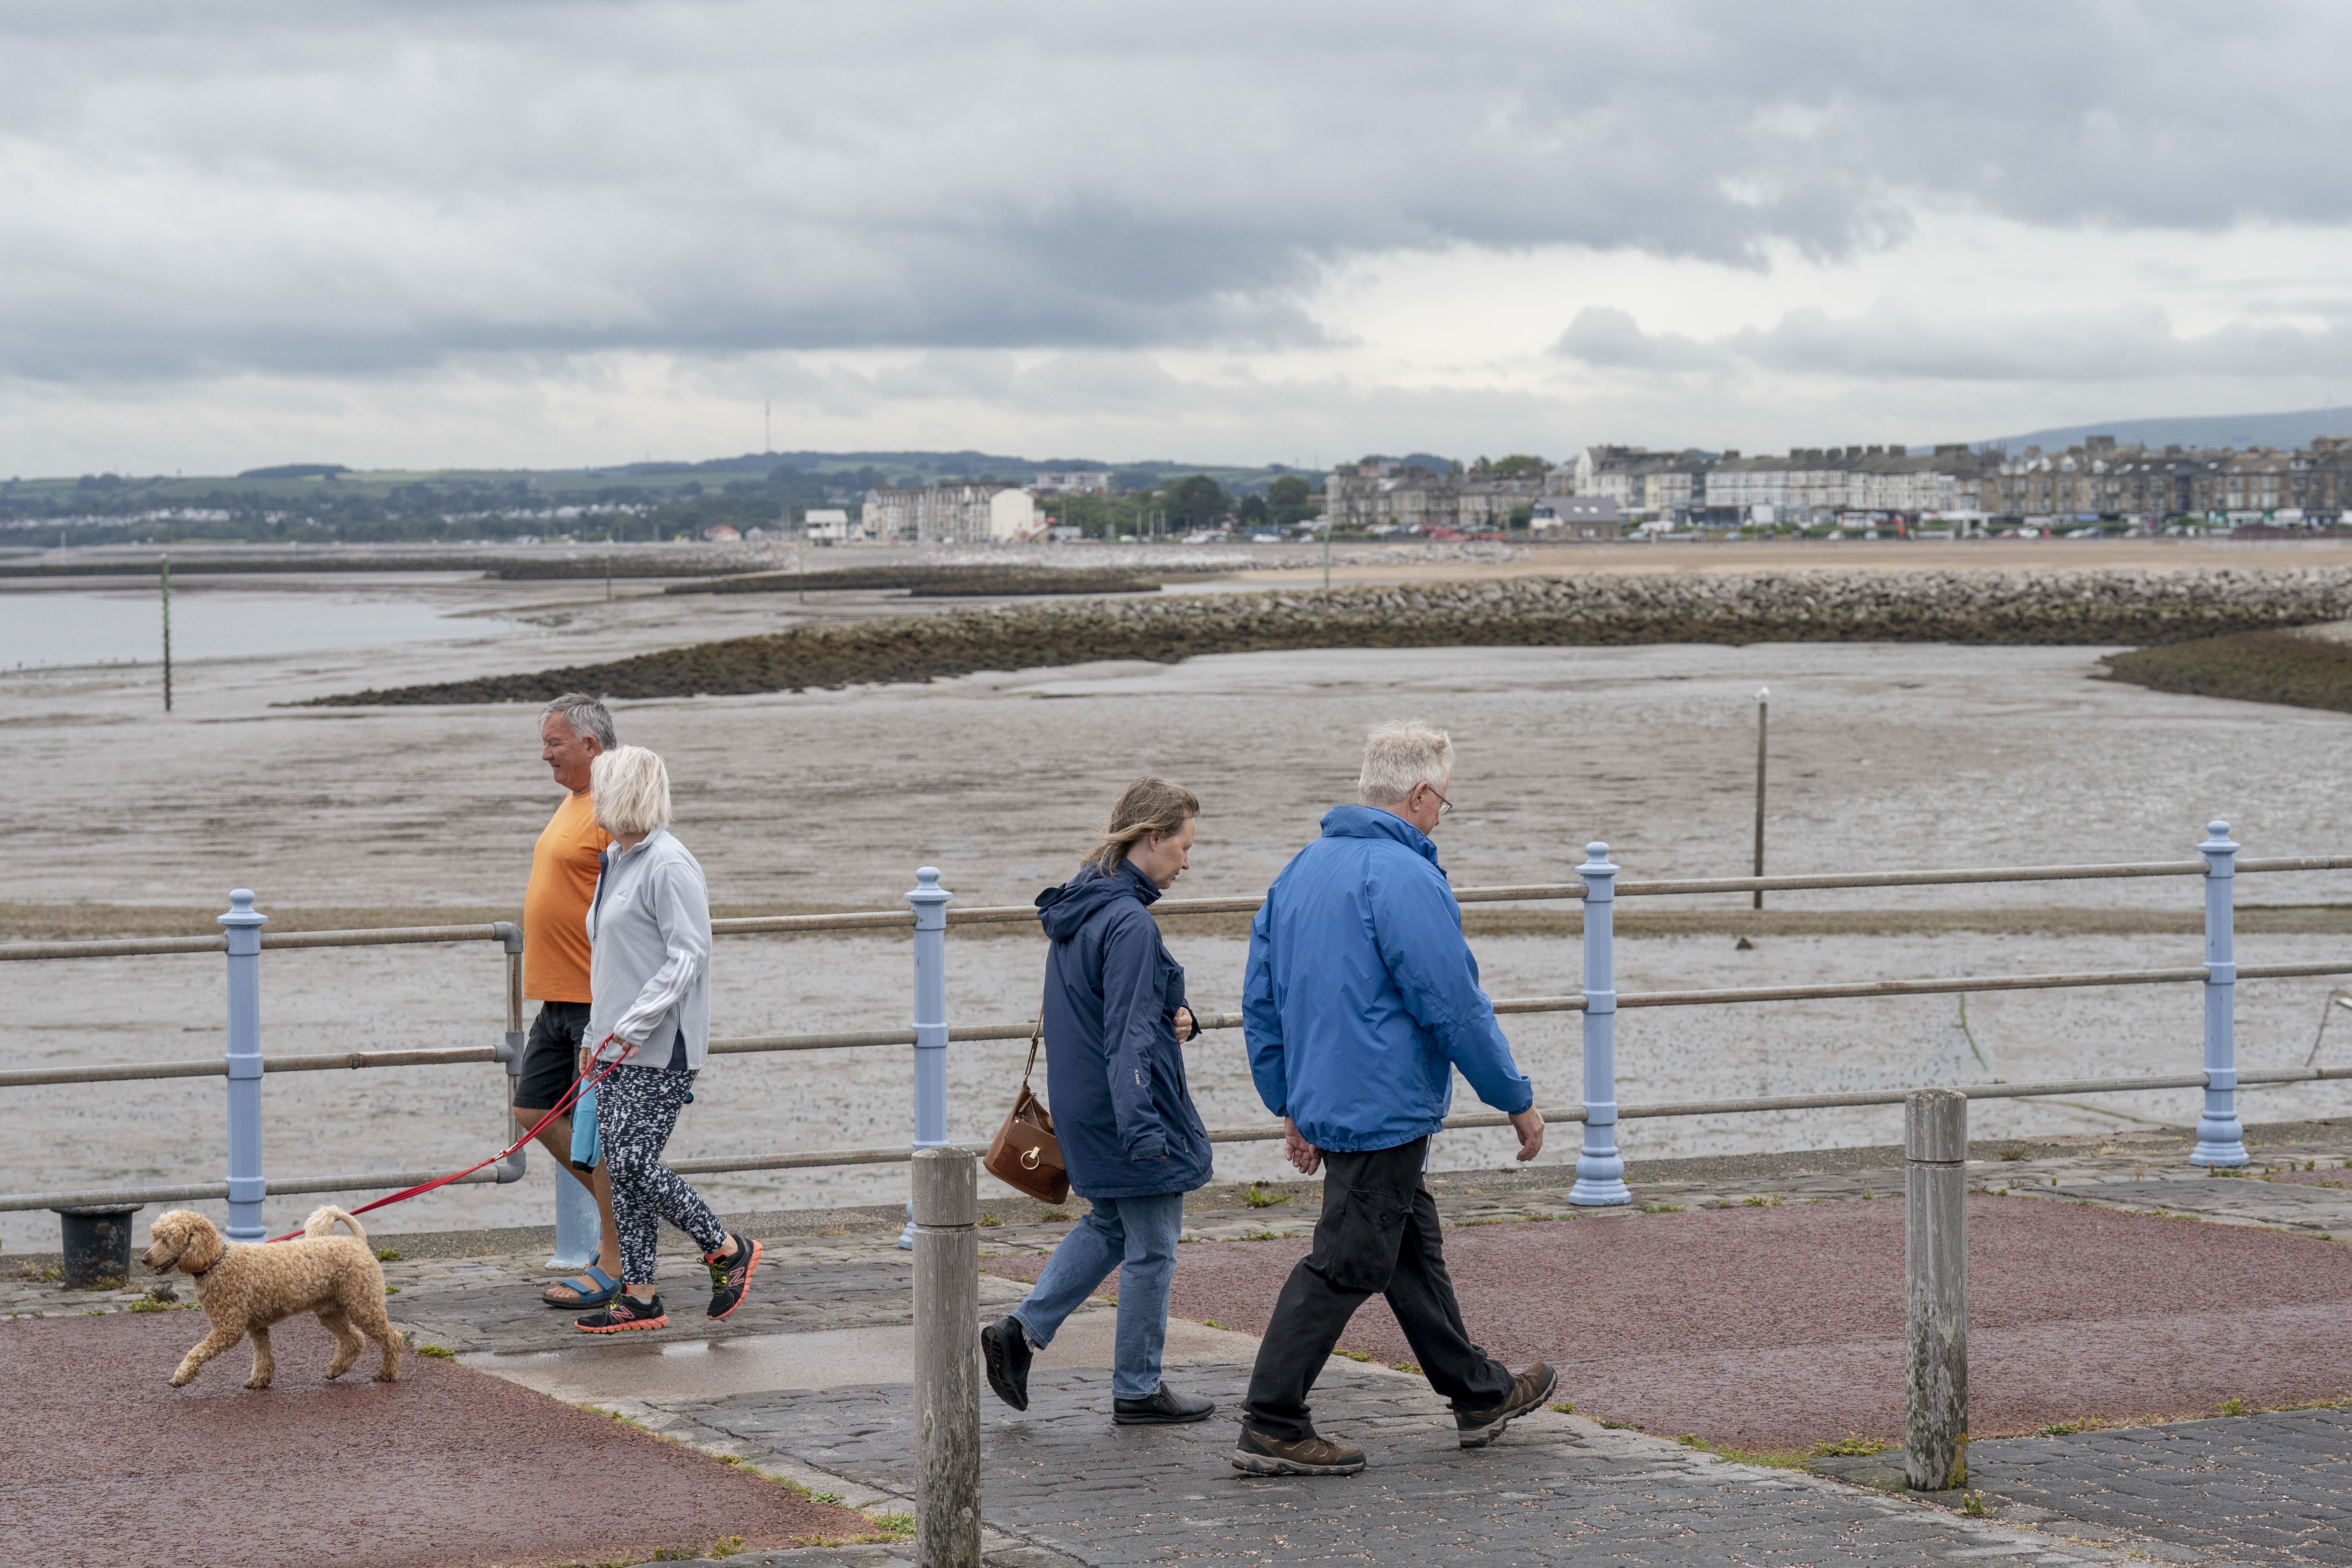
[1904,1089,1968,1490]
[912,1146,981,1568]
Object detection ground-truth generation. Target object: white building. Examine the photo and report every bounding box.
[802,507,857,544]
[1033,470,1114,495]
[859,482,1034,543]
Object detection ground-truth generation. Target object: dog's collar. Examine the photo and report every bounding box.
[181,1258,213,1277]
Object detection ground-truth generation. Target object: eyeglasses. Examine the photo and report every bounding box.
[1428,787,1453,819]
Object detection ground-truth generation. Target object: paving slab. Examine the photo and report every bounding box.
[641,1360,2132,1568]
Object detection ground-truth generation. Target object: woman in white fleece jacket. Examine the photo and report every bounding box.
[571,744,763,1334]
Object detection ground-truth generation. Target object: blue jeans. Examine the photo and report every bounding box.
[1010,1191,1185,1400]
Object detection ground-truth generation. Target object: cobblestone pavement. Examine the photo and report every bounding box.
[633,1361,2129,1568]
[1815,1410,2352,1566]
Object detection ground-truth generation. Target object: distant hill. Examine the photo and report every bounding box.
[1982,405,2352,454]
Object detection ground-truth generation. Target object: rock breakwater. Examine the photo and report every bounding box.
[313,567,2352,705]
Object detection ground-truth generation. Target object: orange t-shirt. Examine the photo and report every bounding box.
[523,790,612,1002]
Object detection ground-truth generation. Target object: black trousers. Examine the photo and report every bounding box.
[1241,1136,1513,1440]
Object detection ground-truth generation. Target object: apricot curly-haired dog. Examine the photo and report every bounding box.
[140,1205,403,1390]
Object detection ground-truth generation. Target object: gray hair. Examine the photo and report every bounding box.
[1358,720,1454,806]
[541,692,616,751]
[590,745,672,836]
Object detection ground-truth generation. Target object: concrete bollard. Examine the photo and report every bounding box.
[911,1146,981,1568]
[900,867,954,1250]
[1904,1089,1968,1490]
[2191,820,2248,1167]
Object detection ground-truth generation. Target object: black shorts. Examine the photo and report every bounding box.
[514,1001,594,1110]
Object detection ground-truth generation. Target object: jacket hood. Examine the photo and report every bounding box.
[1318,804,1441,867]
[1036,860,1159,940]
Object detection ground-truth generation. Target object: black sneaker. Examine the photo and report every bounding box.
[1455,1362,1558,1448]
[1231,1427,1367,1476]
[704,1234,763,1320]
[1114,1385,1215,1425]
[576,1292,667,1334]
[980,1316,1033,1411]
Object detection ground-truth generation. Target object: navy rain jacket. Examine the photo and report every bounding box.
[1033,860,1214,1199]
[1243,805,1534,1152]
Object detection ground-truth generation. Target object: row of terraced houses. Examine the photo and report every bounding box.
[1564,435,2352,529]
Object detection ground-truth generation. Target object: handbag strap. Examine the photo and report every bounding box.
[1024,1018,1042,1085]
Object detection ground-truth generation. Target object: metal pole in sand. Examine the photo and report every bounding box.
[1752,688,1767,909]
[160,555,172,713]
[1570,841,1629,1205]
[219,891,268,1242]
[911,1146,980,1568]
[2192,820,2247,1167]
[900,867,952,1249]
[1904,1089,1967,1490]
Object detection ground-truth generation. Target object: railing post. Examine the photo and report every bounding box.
[219,890,268,1243]
[2191,819,2248,1167]
[1571,841,1629,1206]
[900,867,953,1250]
[1904,1089,1968,1490]
[911,1145,981,1568]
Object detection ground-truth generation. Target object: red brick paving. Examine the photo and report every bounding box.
[2,1311,876,1568]
[985,1196,2352,1449]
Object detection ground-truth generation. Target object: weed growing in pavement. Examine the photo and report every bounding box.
[715,1453,744,1465]
[811,1492,843,1505]
[1551,1401,1576,1414]
[1244,1228,1280,1241]
[1960,1493,1989,1516]
[1639,1202,1685,1213]
[1391,1360,1421,1375]
[1597,1419,1637,1429]
[871,1513,916,1538]
[1203,1319,1233,1331]
[2219,1396,2248,1417]
[1670,1434,1814,1470]
[2039,1419,2103,1436]
[1999,1149,2029,1162]
[384,1285,401,1295]
[374,1248,402,1262]
[414,1344,456,1360]
[1038,1209,1070,1222]
[1457,1218,1503,1227]
[130,1299,198,1313]
[1740,1194,1783,1208]
[1244,1183,1288,1209]
[588,1405,648,1429]
[705,1537,745,1558]
[1333,1349,1372,1362]
[976,1214,1003,1228]
[1811,1436,1891,1457]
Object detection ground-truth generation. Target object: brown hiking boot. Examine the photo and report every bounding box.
[1455,1362,1559,1448]
[1232,1428,1367,1476]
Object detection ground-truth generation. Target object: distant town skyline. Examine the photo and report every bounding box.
[5,4,2351,476]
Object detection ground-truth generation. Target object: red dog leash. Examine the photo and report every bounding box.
[266,1038,630,1243]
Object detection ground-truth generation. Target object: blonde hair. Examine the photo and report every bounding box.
[1358,720,1453,806]
[590,745,672,836]
[1083,776,1200,875]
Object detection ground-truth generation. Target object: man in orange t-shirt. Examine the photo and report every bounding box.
[515,693,624,1307]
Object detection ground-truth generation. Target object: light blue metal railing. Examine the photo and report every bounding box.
[6,823,2352,1258]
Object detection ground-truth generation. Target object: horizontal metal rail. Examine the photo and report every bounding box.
[0,1164,509,1214]
[27,1063,2347,1212]
[22,959,2352,1089]
[17,853,2349,961]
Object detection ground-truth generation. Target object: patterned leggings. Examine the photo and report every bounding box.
[595,1064,727,1286]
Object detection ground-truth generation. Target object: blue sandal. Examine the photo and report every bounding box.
[543,1265,621,1308]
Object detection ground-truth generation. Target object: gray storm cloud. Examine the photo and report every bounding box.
[6,0,2352,383]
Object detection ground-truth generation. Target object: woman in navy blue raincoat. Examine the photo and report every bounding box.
[979,777,1218,1426]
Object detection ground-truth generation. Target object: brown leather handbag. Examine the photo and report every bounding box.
[984,1022,1070,1205]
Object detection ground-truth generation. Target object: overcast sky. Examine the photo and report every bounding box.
[5,0,2352,474]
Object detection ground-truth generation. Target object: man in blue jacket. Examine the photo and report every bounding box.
[1232,721,1557,1477]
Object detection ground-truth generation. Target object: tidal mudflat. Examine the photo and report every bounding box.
[6,555,2352,1250]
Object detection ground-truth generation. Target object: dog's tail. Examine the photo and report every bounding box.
[303,1205,368,1244]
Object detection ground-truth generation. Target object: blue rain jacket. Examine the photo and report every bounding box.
[1243,805,1534,1152]
[1033,860,1214,1199]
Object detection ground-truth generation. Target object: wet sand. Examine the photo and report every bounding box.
[6,548,2352,1251]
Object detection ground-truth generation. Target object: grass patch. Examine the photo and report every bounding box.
[129,1299,198,1313]
[869,1513,916,1538]
[2102,627,2352,712]
[1550,1401,1576,1414]
[375,1248,403,1262]
[1333,1349,1372,1363]
[2219,1396,2248,1417]
[1243,1182,1288,1209]
[414,1344,456,1360]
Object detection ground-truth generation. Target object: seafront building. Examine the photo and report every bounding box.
[1561,436,2351,530]
[859,482,1040,543]
[1320,460,1554,531]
